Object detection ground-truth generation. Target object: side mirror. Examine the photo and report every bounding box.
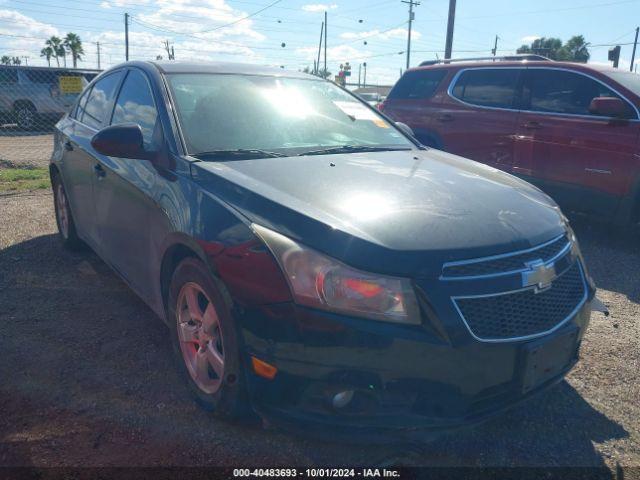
[395,121,415,138]
[589,97,627,118]
[91,124,153,160]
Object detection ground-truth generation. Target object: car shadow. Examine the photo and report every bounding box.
[0,233,629,469]
[567,214,640,304]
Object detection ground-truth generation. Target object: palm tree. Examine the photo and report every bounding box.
[0,55,11,65]
[64,32,84,68]
[45,36,63,67]
[12,57,21,65]
[40,47,54,67]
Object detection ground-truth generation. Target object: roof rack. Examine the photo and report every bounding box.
[419,54,551,67]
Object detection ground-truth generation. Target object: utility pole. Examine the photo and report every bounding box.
[124,13,129,61]
[444,0,456,59]
[324,11,327,76]
[316,21,324,75]
[358,63,362,88]
[402,0,419,69]
[631,27,639,72]
[492,35,499,59]
[363,62,367,87]
[96,42,101,69]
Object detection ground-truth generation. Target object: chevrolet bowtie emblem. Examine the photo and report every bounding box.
[522,259,557,293]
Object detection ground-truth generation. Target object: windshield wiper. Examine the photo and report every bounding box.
[297,145,411,156]
[192,149,286,160]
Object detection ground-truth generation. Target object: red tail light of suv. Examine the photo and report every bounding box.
[382,56,640,226]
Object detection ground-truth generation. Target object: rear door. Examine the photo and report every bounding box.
[514,68,639,215]
[435,67,523,171]
[61,71,123,243]
[382,68,448,145]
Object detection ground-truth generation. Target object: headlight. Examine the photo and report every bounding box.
[253,224,421,325]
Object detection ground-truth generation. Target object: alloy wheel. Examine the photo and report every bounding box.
[176,282,225,394]
[16,107,35,130]
[56,183,69,239]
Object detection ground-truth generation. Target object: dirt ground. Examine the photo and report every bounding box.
[0,190,638,471]
[0,133,53,169]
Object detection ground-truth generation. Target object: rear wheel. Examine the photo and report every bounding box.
[51,173,83,250]
[168,257,248,418]
[14,102,37,130]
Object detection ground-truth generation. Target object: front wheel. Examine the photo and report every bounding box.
[167,257,248,419]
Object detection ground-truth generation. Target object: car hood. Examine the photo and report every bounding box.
[191,149,566,277]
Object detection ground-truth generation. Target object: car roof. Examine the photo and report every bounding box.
[145,60,316,79]
[408,60,616,74]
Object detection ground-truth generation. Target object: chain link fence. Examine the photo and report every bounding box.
[0,66,100,169]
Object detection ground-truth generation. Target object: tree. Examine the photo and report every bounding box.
[64,32,84,68]
[517,35,590,63]
[563,35,590,63]
[40,46,54,67]
[0,55,11,65]
[517,37,565,60]
[45,36,63,67]
[12,56,21,65]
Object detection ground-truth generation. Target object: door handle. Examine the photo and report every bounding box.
[521,121,542,130]
[436,114,454,122]
[64,141,74,151]
[94,164,106,178]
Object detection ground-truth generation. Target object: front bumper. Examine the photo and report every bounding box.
[237,295,593,439]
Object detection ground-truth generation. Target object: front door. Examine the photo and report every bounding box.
[92,68,161,298]
[435,67,523,172]
[514,68,639,216]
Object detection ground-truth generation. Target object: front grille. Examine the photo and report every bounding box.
[442,235,569,278]
[454,262,586,341]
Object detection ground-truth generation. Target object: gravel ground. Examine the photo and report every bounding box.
[0,133,53,169]
[0,190,638,471]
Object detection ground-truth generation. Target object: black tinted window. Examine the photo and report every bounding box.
[527,69,633,117]
[78,71,123,129]
[24,70,58,84]
[111,69,159,148]
[388,69,447,99]
[452,69,520,108]
[0,68,18,84]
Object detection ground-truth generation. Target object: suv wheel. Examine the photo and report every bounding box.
[15,103,36,130]
[167,257,248,418]
[52,173,83,250]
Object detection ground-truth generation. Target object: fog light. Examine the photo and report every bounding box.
[332,390,354,409]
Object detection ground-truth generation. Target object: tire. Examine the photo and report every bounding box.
[51,173,84,251]
[14,102,37,131]
[167,257,248,419]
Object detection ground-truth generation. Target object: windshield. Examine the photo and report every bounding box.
[604,70,640,97]
[167,74,413,156]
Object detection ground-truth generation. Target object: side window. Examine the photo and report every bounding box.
[451,69,521,109]
[526,69,634,117]
[71,87,91,120]
[78,71,123,129]
[111,69,159,149]
[388,69,447,100]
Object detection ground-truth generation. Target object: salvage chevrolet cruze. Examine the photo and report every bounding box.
[51,61,595,438]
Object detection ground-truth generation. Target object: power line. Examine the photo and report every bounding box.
[191,0,283,34]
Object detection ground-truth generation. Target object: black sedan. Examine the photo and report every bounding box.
[51,61,595,439]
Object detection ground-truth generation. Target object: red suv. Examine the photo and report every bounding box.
[381,56,640,225]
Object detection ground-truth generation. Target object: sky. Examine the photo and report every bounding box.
[1,0,640,85]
